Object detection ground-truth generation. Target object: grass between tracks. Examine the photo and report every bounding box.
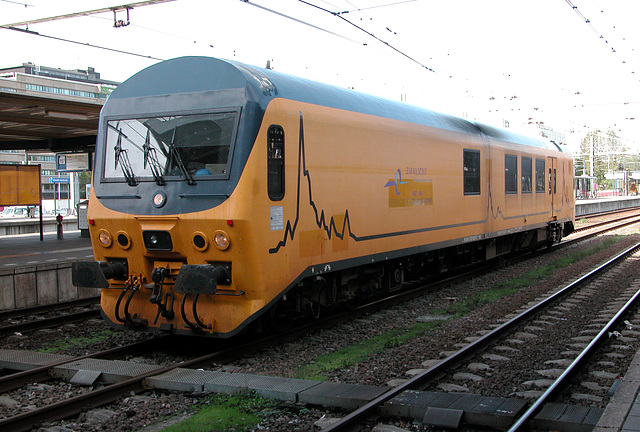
[163,391,278,432]
[295,235,623,381]
[39,328,116,353]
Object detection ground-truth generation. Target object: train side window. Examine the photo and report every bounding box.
[521,156,532,193]
[267,125,285,201]
[535,158,545,193]
[505,154,517,194]
[463,149,481,195]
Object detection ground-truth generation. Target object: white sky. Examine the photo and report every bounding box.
[2,0,639,153]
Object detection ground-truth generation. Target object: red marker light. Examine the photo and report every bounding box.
[89,219,95,225]
[227,220,233,226]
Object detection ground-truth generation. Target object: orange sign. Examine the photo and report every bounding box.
[0,164,41,206]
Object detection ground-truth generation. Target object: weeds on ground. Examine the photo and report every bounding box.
[296,321,441,381]
[163,391,277,432]
[39,328,116,353]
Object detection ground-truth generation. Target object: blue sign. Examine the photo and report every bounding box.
[49,177,70,184]
[57,154,67,171]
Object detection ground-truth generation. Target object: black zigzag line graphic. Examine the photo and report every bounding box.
[269,112,357,254]
[267,112,523,254]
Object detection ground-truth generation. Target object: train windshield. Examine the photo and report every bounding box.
[103,112,237,183]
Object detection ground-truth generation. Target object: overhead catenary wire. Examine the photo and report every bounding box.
[1,0,635,140]
[336,0,419,15]
[0,0,33,6]
[563,0,639,80]
[564,0,603,39]
[0,0,176,29]
[296,0,434,72]
[240,1,360,43]
[5,26,164,61]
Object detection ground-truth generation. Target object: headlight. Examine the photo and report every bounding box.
[213,230,230,250]
[143,231,173,251]
[152,191,167,208]
[98,230,112,247]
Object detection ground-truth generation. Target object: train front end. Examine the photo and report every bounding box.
[72,57,271,336]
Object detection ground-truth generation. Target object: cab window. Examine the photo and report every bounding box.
[267,125,285,201]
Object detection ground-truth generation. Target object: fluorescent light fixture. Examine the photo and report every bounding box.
[45,110,90,120]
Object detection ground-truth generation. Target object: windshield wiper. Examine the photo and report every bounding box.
[167,127,196,185]
[114,129,138,187]
[143,129,166,186]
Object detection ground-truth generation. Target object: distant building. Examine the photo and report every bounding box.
[0,63,119,213]
[0,62,118,100]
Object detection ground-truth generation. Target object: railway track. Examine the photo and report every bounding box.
[573,209,640,235]
[0,296,99,322]
[0,334,249,432]
[324,241,640,431]
[0,296,100,337]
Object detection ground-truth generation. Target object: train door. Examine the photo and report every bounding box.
[548,156,558,218]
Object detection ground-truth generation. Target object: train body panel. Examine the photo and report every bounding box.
[74,57,574,337]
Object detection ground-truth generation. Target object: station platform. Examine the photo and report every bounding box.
[0,215,79,236]
[0,229,96,311]
[0,229,92,269]
[575,196,640,217]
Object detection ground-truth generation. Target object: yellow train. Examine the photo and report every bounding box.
[72,56,574,337]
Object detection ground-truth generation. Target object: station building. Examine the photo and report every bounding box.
[0,63,119,214]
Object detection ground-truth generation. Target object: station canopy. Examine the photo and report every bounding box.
[0,91,101,152]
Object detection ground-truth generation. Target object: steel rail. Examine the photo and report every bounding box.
[0,336,169,393]
[0,325,319,432]
[0,296,100,321]
[508,247,640,431]
[560,216,640,248]
[573,213,640,234]
[0,309,100,337]
[323,241,640,432]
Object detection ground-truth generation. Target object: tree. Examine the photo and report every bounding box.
[577,129,626,189]
[78,171,92,199]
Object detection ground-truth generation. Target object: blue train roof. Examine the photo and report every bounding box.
[109,56,561,152]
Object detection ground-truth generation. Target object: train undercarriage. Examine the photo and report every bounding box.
[266,221,574,329]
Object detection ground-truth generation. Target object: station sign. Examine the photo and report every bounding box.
[57,152,90,173]
[49,177,70,184]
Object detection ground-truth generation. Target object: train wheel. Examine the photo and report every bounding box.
[386,263,404,291]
